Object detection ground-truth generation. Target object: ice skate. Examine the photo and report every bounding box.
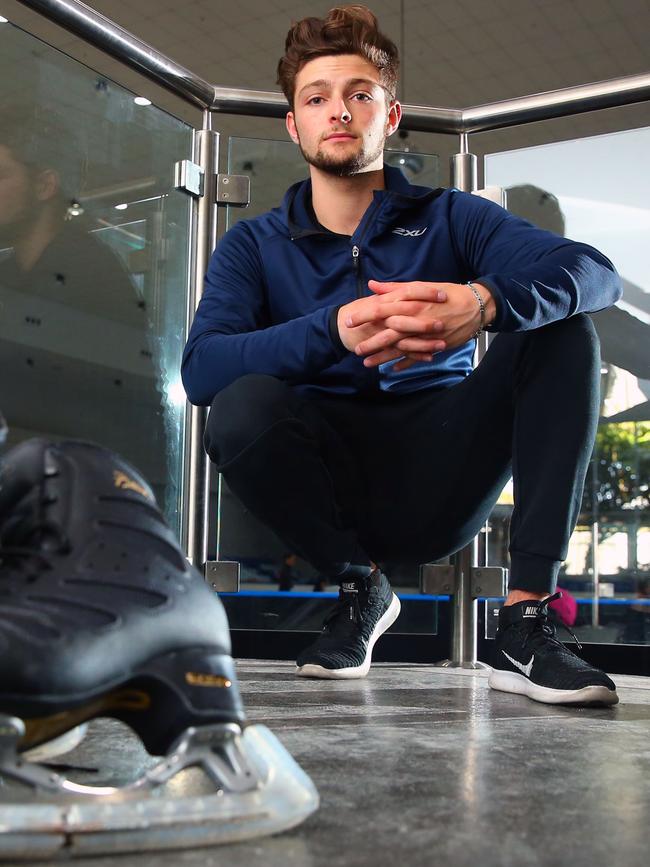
[0,438,318,859]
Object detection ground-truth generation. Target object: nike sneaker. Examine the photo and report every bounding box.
[296,569,400,679]
[488,594,618,705]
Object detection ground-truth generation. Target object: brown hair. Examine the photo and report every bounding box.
[277,5,399,109]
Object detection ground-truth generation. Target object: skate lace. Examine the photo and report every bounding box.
[523,592,582,651]
[0,520,70,574]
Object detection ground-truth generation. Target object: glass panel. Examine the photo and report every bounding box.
[0,22,193,534]
[226,136,440,226]
[221,594,438,635]
[214,134,440,633]
[484,127,650,644]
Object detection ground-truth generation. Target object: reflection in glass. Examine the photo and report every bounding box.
[0,23,193,533]
[485,129,650,644]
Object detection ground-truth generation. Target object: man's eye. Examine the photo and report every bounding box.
[352,93,372,102]
[307,96,324,105]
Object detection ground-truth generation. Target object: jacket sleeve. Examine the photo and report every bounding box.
[448,190,622,331]
[181,222,346,406]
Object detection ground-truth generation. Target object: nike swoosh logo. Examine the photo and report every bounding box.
[502,650,534,677]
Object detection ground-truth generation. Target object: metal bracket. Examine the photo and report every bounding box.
[420,563,507,597]
[470,566,508,598]
[204,560,241,592]
[472,186,507,208]
[174,159,204,197]
[420,563,455,595]
[216,174,250,207]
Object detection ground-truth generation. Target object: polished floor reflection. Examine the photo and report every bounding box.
[14,663,650,867]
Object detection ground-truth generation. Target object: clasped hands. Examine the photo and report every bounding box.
[337,280,493,372]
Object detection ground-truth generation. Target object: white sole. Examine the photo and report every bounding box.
[296,593,401,680]
[488,668,619,706]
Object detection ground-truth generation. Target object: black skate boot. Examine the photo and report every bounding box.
[0,439,318,856]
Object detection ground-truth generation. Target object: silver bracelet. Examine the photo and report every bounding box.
[467,281,485,339]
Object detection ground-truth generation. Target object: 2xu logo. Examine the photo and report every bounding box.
[392,227,428,237]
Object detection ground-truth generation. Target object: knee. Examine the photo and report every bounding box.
[204,375,295,466]
[562,312,598,343]
[531,314,600,371]
[554,314,600,368]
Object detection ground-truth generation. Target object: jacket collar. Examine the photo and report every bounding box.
[284,164,443,240]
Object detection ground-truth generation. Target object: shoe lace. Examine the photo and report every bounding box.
[322,583,381,637]
[323,590,362,631]
[523,592,582,651]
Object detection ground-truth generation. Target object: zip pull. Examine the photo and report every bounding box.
[351,245,360,269]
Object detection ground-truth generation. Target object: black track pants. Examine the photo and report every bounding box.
[204,315,600,593]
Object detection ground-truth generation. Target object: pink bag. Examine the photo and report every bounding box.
[549,586,578,627]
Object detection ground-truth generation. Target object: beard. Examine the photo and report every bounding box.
[298,133,385,177]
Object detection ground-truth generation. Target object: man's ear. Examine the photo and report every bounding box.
[385,100,402,139]
[286,111,300,144]
[35,168,60,202]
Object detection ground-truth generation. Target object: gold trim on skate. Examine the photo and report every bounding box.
[20,689,151,750]
[112,470,153,501]
[185,672,232,688]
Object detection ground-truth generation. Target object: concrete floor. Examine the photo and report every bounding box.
[8,662,650,867]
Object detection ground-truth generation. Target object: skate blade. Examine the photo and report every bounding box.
[0,718,318,860]
[22,724,89,762]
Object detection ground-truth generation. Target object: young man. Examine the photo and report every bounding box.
[183,6,622,704]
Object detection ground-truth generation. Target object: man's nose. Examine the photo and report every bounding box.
[330,98,351,123]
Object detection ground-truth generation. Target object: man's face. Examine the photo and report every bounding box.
[286,54,400,177]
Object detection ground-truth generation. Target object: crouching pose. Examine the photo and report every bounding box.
[183,6,621,705]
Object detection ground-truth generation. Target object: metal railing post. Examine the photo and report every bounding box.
[180,115,219,568]
[437,134,486,669]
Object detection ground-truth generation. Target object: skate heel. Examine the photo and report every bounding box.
[114,648,246,755]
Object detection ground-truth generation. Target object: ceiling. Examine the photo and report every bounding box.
[6,0,648,105]
[1,0,649,168]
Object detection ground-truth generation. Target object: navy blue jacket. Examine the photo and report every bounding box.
[182,165,621,406]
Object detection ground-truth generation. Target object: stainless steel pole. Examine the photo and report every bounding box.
[17,1,650,130]
[437,134,484,669]
[592,521,600,628]
[590,456,600,628]
[438,540,480,668]
[180,114,219,567]
[17,0,216,109]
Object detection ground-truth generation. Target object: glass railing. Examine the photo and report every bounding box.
[2,1,649,664]
[0,20,194,533]
[484,127,650,645]
[226,136,440,225]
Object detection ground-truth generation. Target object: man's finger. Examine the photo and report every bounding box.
[345,300,431,328]
[368,279,448,303]
[361,347,405,367]
[383,314,445,334]
[395,336,446,352]
[367,279,408,295]
[355,328,402,356]
[363,349,434,368]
